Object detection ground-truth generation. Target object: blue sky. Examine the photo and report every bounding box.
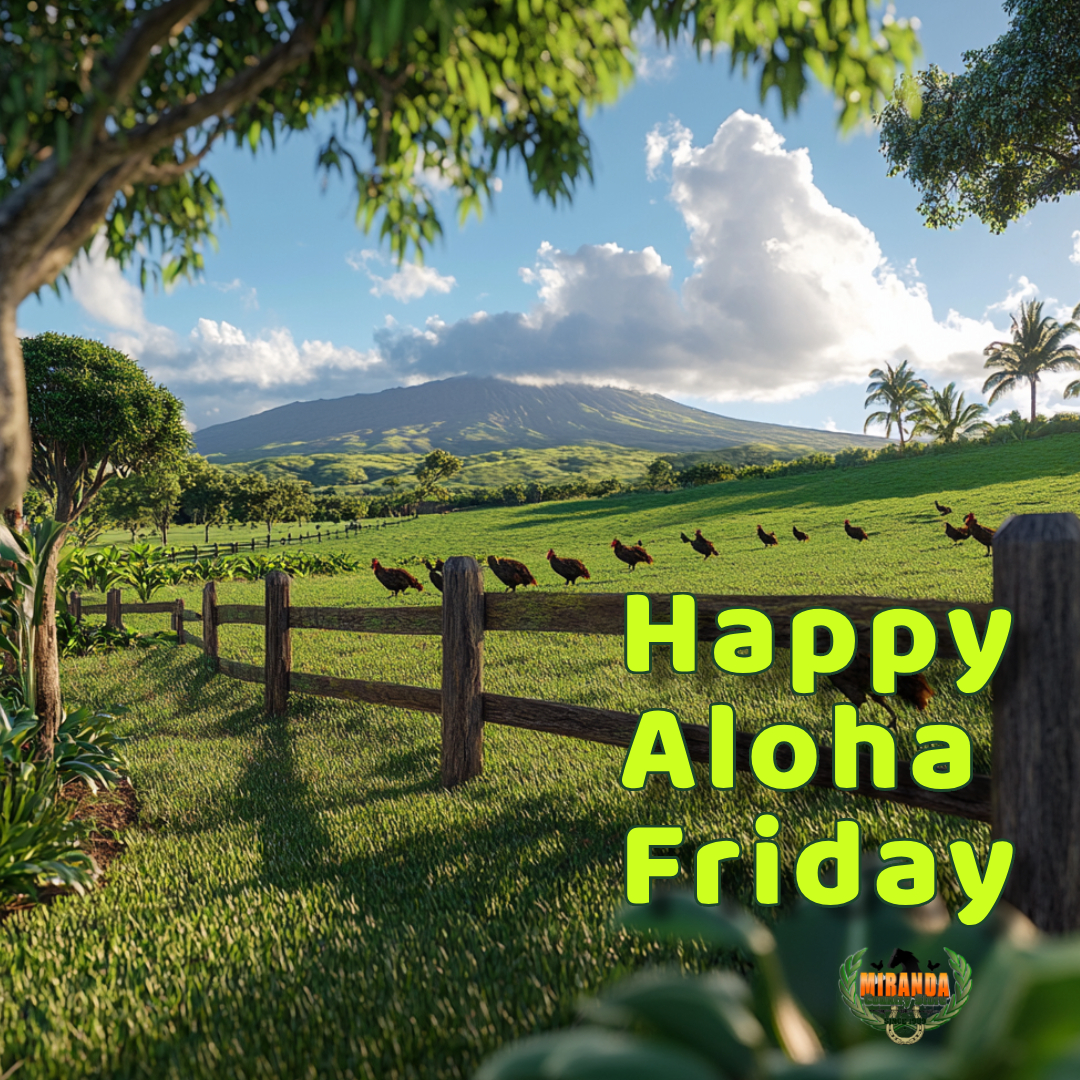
[17,0,1080,439]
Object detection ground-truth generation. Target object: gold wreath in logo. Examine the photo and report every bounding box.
[838,947,972,1045]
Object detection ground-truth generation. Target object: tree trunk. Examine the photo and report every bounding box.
[1030,378,1038,424]
[33,541,63,757]
[0,291,30,519]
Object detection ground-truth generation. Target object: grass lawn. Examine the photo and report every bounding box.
[2,435,1077,1079]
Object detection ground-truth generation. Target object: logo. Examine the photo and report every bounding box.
[838,946,972,1044]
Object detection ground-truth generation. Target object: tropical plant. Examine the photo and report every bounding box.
[982,301,1080,422]
[910,383,992,443]
[863,360,928,451]
[53,705,131,795]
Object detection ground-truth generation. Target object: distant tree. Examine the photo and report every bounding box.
[645,458,677,491]
[314,490,367,524]
[231,472,270,528]
[100,482,150,544]
[129,465,185,546]
[982,301,1080,422]
[863,360,928,451]
[252,478,314,537]
[910,383,992,443]
[413,449,463,503]
[181,456,237,542]
[22,332,188,751]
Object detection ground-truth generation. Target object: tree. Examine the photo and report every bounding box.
[413,448,463,502]
[123,463,184,546]
[100,481,151,543]
[22,332,189,750]
[879,0,1080,233]
[645,458,677,490]
[180,455,236,541]
[982,301,1080,422]
[254,478,314,537]
[862,360,927,451]
[909,382,991,443]
[0,2,921,515]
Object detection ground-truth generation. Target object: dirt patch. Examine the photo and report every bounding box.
[0,776,140,924]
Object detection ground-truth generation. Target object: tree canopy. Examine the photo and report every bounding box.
[878,0,1080,232]
[0,0,921,513]
[862,359,927,451]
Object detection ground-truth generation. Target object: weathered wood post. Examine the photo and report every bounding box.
[441,556,484,788]
[213,543,219,558]
[106,588,122,630]
[175,599,185,645]
[68,591,82,624]
[265,570,291,715]
[993,512,1080,933]
[191,545,198,562]
[202,580,219,671]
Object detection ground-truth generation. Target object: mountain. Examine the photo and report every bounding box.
[193,376,886,462]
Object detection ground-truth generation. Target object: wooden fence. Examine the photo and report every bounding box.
[71,513,1080,934]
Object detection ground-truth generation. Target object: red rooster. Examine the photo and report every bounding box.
[372,558,423,597]
[934,500,953,516]
[756,525,778,548]
[423,558,444,592]
[827,653,935,730]
[611,538,653,571]
[547,549,590,585]
[844,519,869,542]
[680,529,718,559]
[944,521,969,545]
[964,513,995,557]
[792,525,809,543]
[486,555,537,592]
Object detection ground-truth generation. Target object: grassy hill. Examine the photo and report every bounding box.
[11,434,1077,1080]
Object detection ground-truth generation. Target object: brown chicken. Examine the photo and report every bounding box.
[756,525,778,548]
[844,519,869,542]
[611,538,653,571]
[486,555,537,592]
[792,525,809,543]
[680,529,718,559]
[827,653,935,730]
[964,513,995,557]
[944,521,969,545]
[372,558,423,597]
[934,500,953,516]
[423,558,444,592]
[546,549,590,585]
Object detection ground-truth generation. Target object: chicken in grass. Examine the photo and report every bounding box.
[934,500,953,516]
[372,558,423,597]
[423,558,444,592]
[792,525,809,543]
[827,652,935,731]
[844,519,869,542]
[611,538,653,571]
[964,513,996,557]
[756,525,779,548]
[680,529,718,560]
[546,549,591,585]
[944,521,970,545]
[486,555,537,592]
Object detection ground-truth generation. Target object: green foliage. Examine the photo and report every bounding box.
[910,383,991,443]
[863,360,929,450]
[52,704,130,795]
[645,457,677,491]
[414,448,463,502]
[54,613,170,661]
[878,0,1080,233]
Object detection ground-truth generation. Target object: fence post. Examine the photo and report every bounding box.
[203,580,219,671]
[265,571,291,715]
[213,543,219,558]
[993,512,1080,933]
[106,588,122,630]
[441,556,484,788]
[68,590,82,624]
[175,598,185,645]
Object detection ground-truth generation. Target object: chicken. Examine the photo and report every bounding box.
[792,525,809,543]
[934,500,953,516]
[680,529,718,559]
[844,519,869,542]
[372,558,423,597]
[611,538,653,571]
[964,513,995,557]
[944,521,969,545]
[423,558,444,593]
[486,555,537,592]
[546,549,590,585]
[756,525,779,548]
[826,652,935,730]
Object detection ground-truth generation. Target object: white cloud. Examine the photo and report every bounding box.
[67,234,149,332]
[986,274,1039,314]
[1071,230,1080,265]
[346,249,457,302]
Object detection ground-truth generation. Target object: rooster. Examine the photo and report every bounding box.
[547,549,590,585]
[423,558,444,593]
[964,513,995,557]
[792,525,809,543]
[844,519,869,542]
[680,529,718,559]
[372,558,423,597]
[827,653,935,730]
[611,538,653,571]
[486,555,537,592]
[944,521,969,545]
[934,500,953,516]
[756,525,778,548]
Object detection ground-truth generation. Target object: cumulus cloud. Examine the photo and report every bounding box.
[347,249,457,302]
[1071,230,1080,266]
[986,275,1039,314]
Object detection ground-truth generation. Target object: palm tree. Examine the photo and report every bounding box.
[910,382,991,443]
[863,360,928,451]
[1062,303,1080,403]
[982,300,1080,422]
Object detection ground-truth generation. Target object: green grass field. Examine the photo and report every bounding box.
[3,435,1077,1079]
